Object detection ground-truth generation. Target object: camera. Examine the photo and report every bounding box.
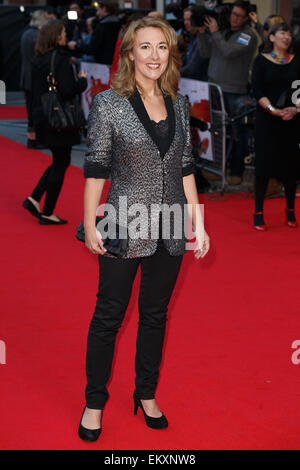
[190,5,218,28]
[191,2,257,30]
[190,3,232,31]
[248,3,257,14]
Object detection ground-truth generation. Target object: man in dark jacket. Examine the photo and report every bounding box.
[180,6,209,81]
[68,1,120,65]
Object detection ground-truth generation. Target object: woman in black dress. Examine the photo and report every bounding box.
[22,19,87,225]
[252,23,300,230]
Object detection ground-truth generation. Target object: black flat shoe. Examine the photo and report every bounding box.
[27,139,37,149]
[22,198,41,219]
[133,392,168,429]
[78,407,102,442]
[39,215,68,225]
[26,139,47,150]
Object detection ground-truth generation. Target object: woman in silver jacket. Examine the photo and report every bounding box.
[78,16,210,441]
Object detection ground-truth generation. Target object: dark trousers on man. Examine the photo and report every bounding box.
[85,239,183,410]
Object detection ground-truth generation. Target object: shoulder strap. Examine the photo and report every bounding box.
[50,50,57,77]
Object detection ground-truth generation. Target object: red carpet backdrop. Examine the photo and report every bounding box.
[1,130,300,450]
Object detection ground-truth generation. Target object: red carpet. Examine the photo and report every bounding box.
[1,134,300,450]
[0,105,27,120]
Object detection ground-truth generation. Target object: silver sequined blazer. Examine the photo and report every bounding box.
[83,87,195,259]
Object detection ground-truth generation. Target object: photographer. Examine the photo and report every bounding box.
[180,6,209,81]
[68,1,120,65]
[65,2,86,43]
[197,0,259,184]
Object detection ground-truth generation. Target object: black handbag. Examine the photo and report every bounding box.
[75,216,128,257]
[40,50,86,131]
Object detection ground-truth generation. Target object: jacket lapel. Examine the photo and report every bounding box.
[128,88,175,159]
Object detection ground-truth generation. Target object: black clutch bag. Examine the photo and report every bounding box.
[75,216,128,257]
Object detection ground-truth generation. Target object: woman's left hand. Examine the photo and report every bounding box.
[194,229,210,260]
[281,107,297,121]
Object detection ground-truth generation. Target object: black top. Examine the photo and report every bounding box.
[252,54,300,110]
[150,117,170,240]
[150,117,170,158]
[251,53,300,178]
[128,87,175,161]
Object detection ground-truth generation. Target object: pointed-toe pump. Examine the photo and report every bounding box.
[133,392,168,429]
[285,208,297,228]
[253,211,267,231]
[78,407,102,442]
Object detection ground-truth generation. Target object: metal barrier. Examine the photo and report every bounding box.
[191,82,227,194]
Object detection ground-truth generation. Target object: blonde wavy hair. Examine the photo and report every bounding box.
[111,16,181,101]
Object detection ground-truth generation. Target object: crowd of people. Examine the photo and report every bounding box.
[20,1,300,231]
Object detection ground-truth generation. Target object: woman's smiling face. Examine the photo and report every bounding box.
[270,28,292,52]
[129,26,170,83]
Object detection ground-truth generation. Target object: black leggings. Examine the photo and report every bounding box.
[255,175,297,213]
[31,147,71,216]
[85,240,183,410]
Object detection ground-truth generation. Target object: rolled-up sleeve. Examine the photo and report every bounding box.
[181,96,195,177]
[83,93,113,179]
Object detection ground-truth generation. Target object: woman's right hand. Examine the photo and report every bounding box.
[85,228,107,255]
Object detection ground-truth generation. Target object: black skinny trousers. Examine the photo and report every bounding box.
[85,239,183,410]
[255,175,297,212]
[31,147,71,216]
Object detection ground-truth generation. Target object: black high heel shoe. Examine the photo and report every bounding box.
[285,208,297,228]
[253,211,267,231]
[133,392,168,429]
[78,407,102,442]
